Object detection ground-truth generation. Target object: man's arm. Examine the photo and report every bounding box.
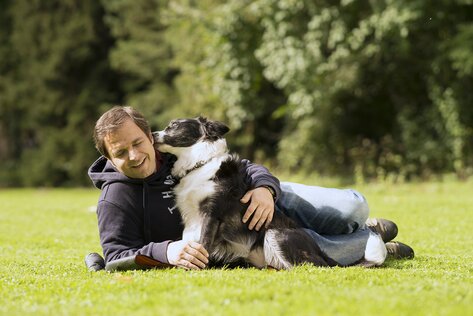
[240,159,281,231]
[240,159,281,200]
[97,200,171,264]
[97,200,209,270]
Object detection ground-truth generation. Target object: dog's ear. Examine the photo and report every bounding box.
[197,116,208,123]
[204,120,230,139]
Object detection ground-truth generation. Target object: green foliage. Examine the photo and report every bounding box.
[251,0,473,180]
[0,0,119,186]
[1,184,472,314]
[165,0,287,159]
[101,0,178,127]
[164,0,473,180]
[0,0,472,186]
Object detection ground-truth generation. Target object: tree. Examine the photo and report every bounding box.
[0,0,119,186]
[1,0,472,186]
[165,0,287,160]
[101,0,179,129]
[92,0,473,179]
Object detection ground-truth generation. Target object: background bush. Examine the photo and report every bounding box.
[1,0,472,186]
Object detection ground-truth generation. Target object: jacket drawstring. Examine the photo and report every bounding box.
[143,181,152,242]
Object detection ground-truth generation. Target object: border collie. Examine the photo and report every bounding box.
[153,117,335,269]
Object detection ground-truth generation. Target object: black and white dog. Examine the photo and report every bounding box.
[153,117,335,269]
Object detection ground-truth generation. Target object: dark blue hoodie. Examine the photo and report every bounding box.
[88,151,281,264]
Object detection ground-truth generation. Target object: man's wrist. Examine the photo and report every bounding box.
[261,185,276,200]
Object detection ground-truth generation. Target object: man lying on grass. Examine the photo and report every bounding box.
[86,106,414,271]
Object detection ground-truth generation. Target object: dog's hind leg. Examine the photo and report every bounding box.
[264,229,332,269]
[263,229,293,269]
[247,246,265,268]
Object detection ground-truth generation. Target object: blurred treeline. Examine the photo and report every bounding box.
[1,0,472,187]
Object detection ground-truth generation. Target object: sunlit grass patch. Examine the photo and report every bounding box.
[0,182,471,315]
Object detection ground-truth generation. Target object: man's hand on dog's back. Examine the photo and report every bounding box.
[241,187,275,231]
[166,240,209,270]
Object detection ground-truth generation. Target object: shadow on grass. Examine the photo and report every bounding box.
[381,258,418,269]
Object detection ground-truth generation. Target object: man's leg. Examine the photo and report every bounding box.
[276,182,388,266]
[276,182,370,235]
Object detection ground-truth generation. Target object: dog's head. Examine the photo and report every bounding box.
[153,117,230,156]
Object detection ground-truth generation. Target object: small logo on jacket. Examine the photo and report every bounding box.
[162,175,177,214]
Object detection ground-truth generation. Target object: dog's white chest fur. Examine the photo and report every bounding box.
[174,156,227,242]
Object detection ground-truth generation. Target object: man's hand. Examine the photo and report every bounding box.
[241,187,275,231]
[166,240,209,270]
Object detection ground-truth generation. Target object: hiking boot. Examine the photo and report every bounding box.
[385,241,415,259]
[366,218,398,243]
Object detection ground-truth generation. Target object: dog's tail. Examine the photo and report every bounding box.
[263,228,336,269]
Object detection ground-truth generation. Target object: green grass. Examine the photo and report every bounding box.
[1,181,472,316]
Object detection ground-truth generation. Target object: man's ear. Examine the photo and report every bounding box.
[148,132,154,145]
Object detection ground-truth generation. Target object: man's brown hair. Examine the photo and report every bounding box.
[94,106,151,158]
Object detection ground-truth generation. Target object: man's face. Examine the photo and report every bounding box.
[104,118,157,179]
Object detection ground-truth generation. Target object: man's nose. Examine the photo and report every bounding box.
[128,148,138,161]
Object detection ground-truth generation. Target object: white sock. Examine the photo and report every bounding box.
[363,231,387,266]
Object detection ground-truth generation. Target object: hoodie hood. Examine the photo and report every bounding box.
[88,156,129,189]
[88,152,176,189]
[90,151,183,262]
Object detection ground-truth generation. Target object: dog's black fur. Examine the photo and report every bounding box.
[154,117,336,269]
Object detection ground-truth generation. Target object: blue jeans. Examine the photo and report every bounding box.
[275,182,372,266]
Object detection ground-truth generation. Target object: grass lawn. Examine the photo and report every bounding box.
[0,180,472,315]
